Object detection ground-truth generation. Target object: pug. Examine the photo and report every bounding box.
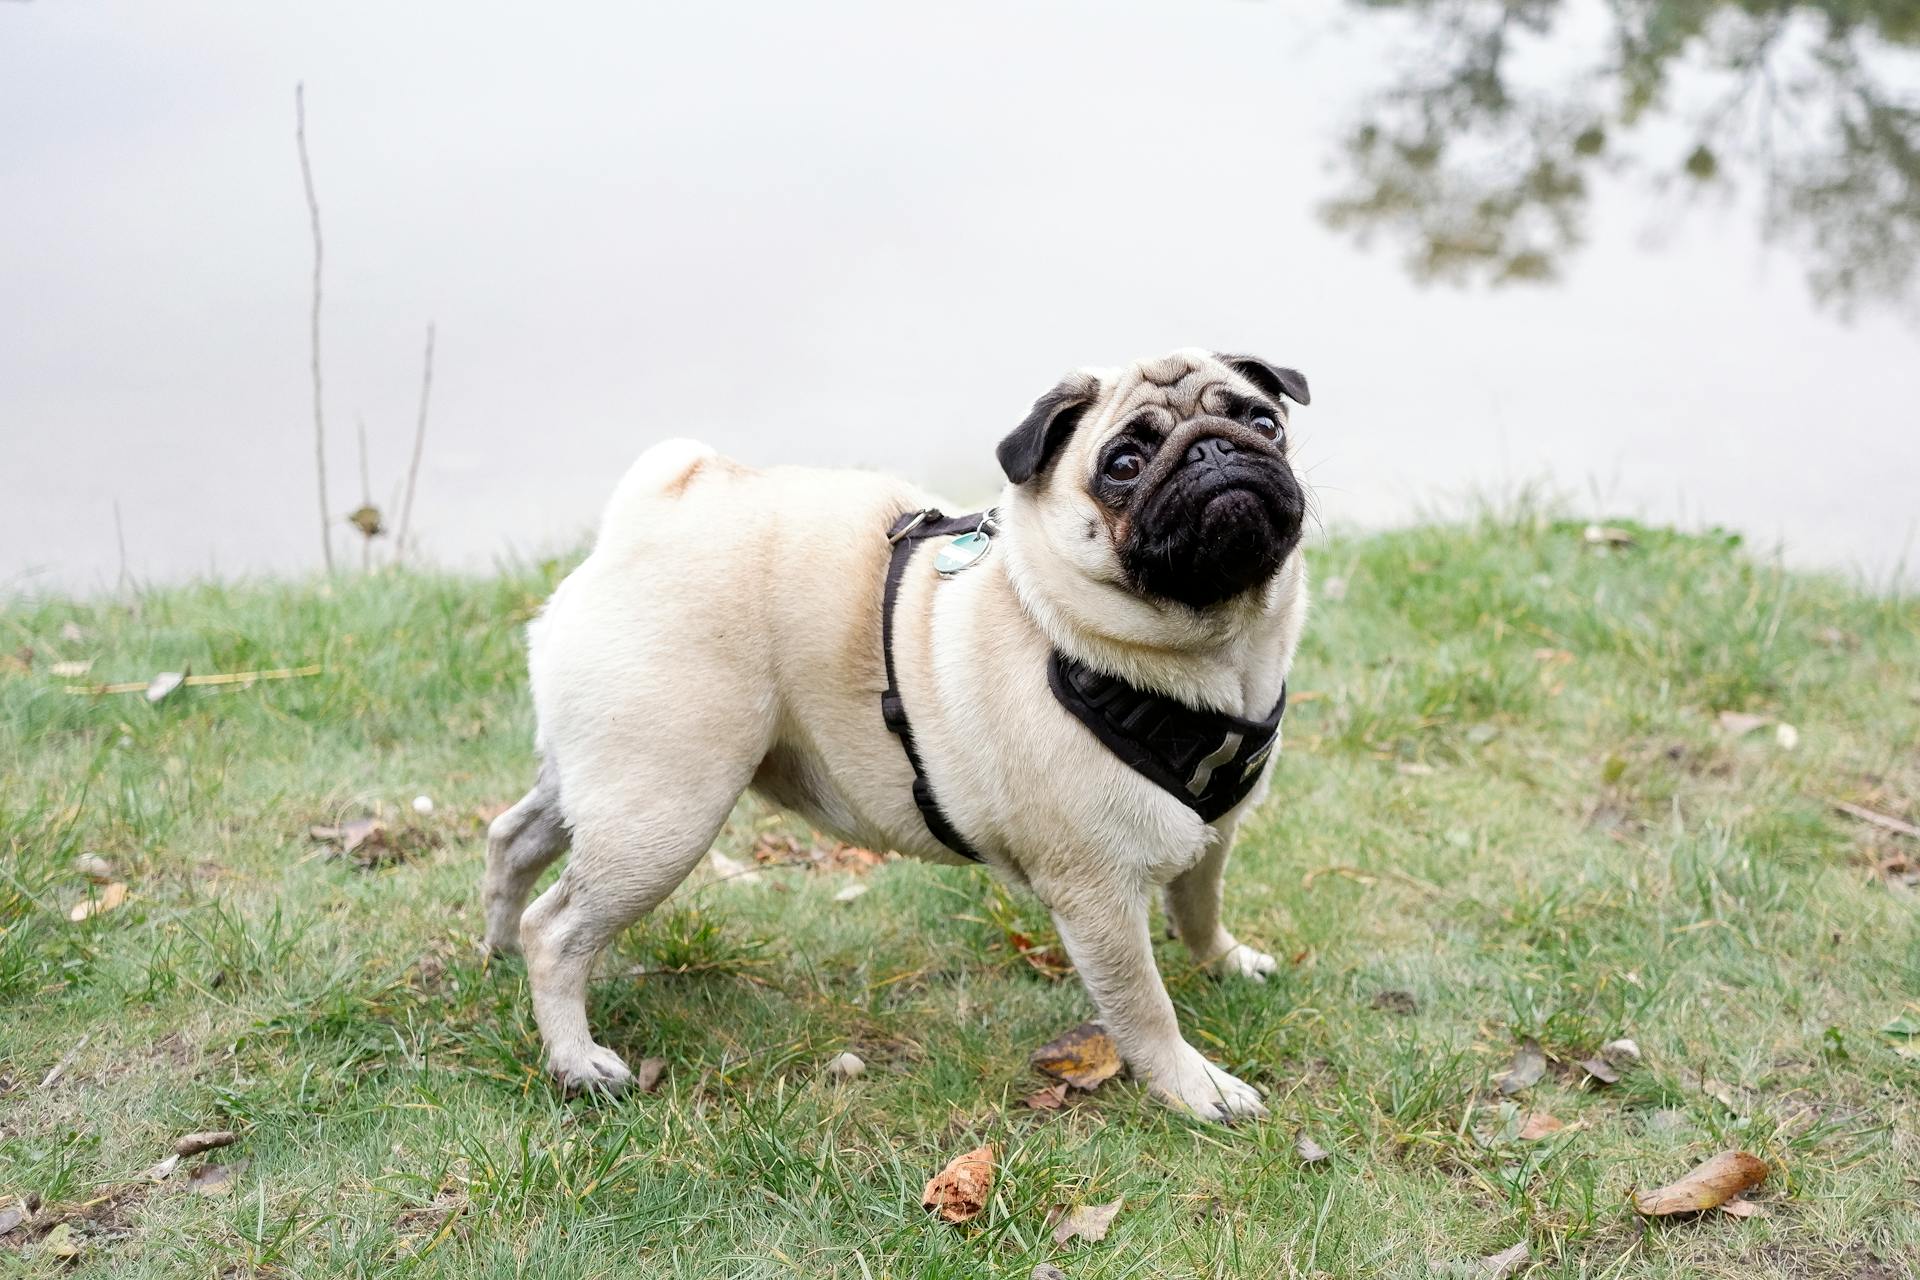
[482,348,1311,1121]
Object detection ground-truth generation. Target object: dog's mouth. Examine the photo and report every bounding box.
[1121,464,1304,609]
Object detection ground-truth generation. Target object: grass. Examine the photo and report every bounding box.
[2,513,1918,1279]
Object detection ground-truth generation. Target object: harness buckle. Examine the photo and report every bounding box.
[888,509,936,544]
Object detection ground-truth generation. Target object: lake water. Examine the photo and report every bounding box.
[3,0,1917,595]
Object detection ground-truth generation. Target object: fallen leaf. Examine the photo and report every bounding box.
[38,1034,89,1087]
[143,1153,182,1181]
[1007,929,1073,980]
[1371,989,1418,1015]
[174,1130,237,1157]
[1632,1150,1769,1215]
[1023,1083,1070,1111]
[1032,1266,1068,1280]
[0,1200,28,1237]
[1496,1039,1546,1095]
[1295,1133,1331,1164]
[1517,1111,1564,1140]
[67,880,129,922]
[1774,723,1800,750]
[1579,1056,1621,1086]
[1717,710,1771,738]
[187,1159,248,1196]
[1397,761,1437,776]
[73,853,115,883]
[1051,1197,1122,1246]
[1720,1198,1768,1219]
[922,1145,994,1224]
[60,621,87,643]
[1031,1022,1122,1091]
[825,1052,865,1081]
[146,670,187,704]
[1582,524,1635,548]
[49,659,92,677]
[42,1221,79,1259]
[833,882,869,904]
[1480,1241,1529,1278]
[348,504,385,538]
[707,850,763,885]
[634,1057,667,1094]
[1879,1011,1920,1039]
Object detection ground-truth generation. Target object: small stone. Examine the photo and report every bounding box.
[825,1052,865,1081]
[1032,1266,1069,1280]
[411,794,435,815]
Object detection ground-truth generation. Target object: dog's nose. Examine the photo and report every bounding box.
[1186,436,1236,467]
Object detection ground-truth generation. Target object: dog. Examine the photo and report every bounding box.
[482,348,1311,1121]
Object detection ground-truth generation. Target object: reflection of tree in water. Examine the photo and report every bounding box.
[1323,1,1920,314]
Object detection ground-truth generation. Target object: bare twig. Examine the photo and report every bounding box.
[295,83,335,574]
[111,497,131,597]
[356,413,372,573]
[39,1033,90,1089]
[65,665,324,696]
[1834,800,1920,841]
[397,322,435,564]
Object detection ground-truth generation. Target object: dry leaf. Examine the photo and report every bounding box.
[1475,1241,1529,1278]
[1720,1198,1768,1219]
[1632,1150,1769,1215]
[1496,1039,1546,1095]
[146,670,187,704]
[833,882,869,904]
[1051,1197,1123,1246]
[1517,1111,1564,1140]
[187,1159,248,1196]
[68,881,128,922]
[825,1052,864,1081]
[1600,1038,1641,1066]
[1296,1133,1332,1163]
[1371,989,1418,1015]
[1582,524,1636,547]
[143,1153,182,1181]
[348,504,385,538]
[1032,1266,1068,1280]
[1716,710,1771,738]
[634,1057,667,1094]
[174,1130,237,1157]
[707,850,763,885]
[1031,1022,1122,1091]
[49,659,92,677]
[1774,723,1800,750]
[60,621,87,643]
[73,853,115,882]
[922,1145,994,1224]
[0,1200,29,1237]
[1024,1082,1069,1111]
[1006,929,1072,980]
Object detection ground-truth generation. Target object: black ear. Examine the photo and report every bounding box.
[995,373,1100,485]
[1217,354,1311,406]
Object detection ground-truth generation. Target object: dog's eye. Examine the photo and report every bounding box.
[1249,415,1280,440]
[1102,449,1144,483]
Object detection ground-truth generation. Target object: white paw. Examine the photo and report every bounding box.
[1147,1043,1269,1123]
[549,1043,634,1096]
[1212,943,1277,982]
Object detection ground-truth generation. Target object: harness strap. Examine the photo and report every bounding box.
[881,508,990,863]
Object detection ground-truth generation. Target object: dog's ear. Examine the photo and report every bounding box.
[996,373,1101,485]
[1216,354,1310,407]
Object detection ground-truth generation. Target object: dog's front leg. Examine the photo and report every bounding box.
[1045,879,1268,1123]
[1164,827,1278,981]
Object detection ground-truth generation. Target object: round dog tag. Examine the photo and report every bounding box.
[934,531,991,576]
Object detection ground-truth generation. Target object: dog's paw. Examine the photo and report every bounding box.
[1212,943,1277,983]
[479,930,522,958]
[549,1043,634,1096]
[1147,1044,1269,1123]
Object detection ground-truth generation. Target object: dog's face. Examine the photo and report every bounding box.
[997,350,1310,611]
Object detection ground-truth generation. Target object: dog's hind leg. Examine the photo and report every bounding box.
[518,761,752,1094]
[481,761,569,955]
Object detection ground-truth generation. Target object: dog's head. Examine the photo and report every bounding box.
[997,349,1310,612]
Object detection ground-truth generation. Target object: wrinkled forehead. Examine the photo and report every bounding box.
[1088,351,1261,438]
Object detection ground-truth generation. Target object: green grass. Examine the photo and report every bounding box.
[3,515,1918,1278]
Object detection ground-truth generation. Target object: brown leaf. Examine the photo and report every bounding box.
[187,1159,248,1196]
[1719,1198,1768,1219]
[146,669,187,704]
[143,1153,182,1181]
[1295,1133,1332,1164]
[1517,1111,1564,1140]
[1496,1039,1545,1095]
[1371,989,1418,1015]
[1632,1150,1769,1215]
[1051,1196,1123,1246]
[1023,1083,1070,1111]
[1479,1241,1529,1278]
[347,504,385,538]
[1579,1056,1621,1086]
[922,1145,994,1224]
[1716,710,1771,738]
[1031,1022,1122,1091]
[67,881,128,922]
[0,1200,29,1237]
[1031,1266,1068,1280]
[1600,1038,1641,1066]
[634,1057,667,1094]
[1007,930,1073,980]
[1582,524,1636,548]
[42,1222,78,1259]
[174,1130,237,1157]
[73,853,115,883]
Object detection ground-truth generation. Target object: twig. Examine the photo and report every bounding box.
[40,1033,90,1089]
[64,665,323,696]
[397,322,435,564]
[1833,800,1920,841]
[295,83,334,574]
[112,497,131,597]
[356,413,372,573]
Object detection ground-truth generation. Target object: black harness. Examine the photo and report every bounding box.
[880,507,1287,863]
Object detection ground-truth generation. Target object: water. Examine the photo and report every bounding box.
[3,0,1917,595]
